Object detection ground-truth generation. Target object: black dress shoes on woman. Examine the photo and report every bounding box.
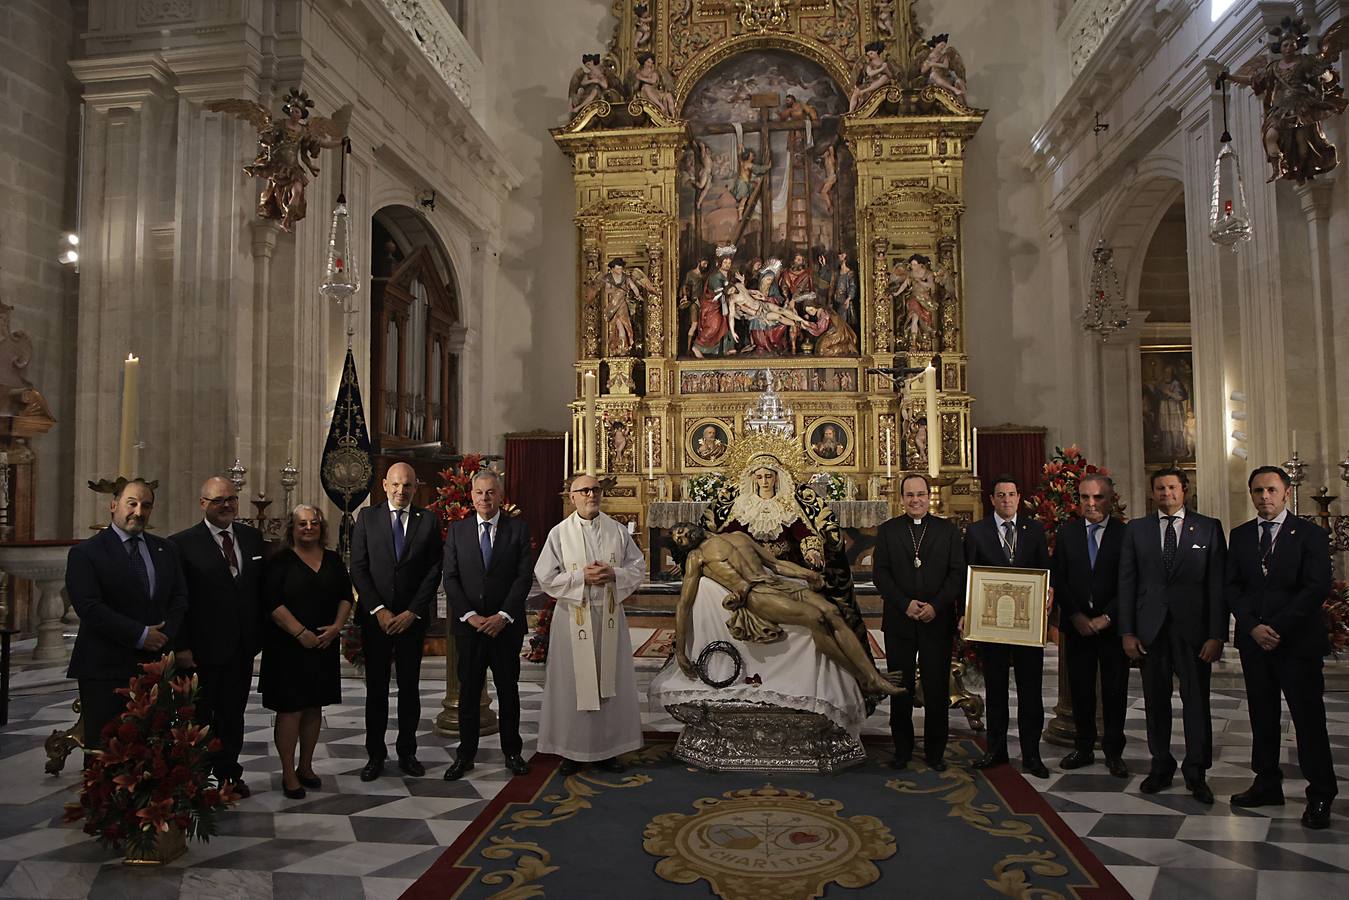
[443,758,474,781]
[504,755,531,776]
[296,772,322,790]
[282,783,306,800]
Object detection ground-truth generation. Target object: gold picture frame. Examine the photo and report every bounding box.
[962,565,1050,647]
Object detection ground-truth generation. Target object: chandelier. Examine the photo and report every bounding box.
[1209,73,1252,250]
[320,138,360,336]
[745,369,794,435]
[1081,242,1131,341]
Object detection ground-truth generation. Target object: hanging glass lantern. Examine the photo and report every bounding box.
[320,138,359,303]
[1209,74,1252,250]
[1082,242,1131,341]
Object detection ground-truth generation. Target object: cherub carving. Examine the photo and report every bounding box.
[916,33,968,102]
[629,52,679,119]
[1225,16,1349,183]
[875,0,895,39]
[848,41,897,112]
[634,3,653,50]
[568,53,622,114]
[207,88,351,231]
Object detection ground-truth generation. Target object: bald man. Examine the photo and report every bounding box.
[350,462,444,780]
[169,476,267,796]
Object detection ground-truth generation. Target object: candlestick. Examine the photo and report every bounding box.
[583,372,597,476]
[884,425,892,479]
[118,354,140,476]
[646,426,654,479]
[925,365,940,479]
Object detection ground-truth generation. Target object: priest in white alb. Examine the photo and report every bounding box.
[534,474,645,774]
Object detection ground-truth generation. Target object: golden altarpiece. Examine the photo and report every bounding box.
[552,1,985,542]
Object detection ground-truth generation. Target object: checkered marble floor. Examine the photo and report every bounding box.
[0,631,1345,899]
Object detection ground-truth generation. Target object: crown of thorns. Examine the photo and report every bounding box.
[282,88,315,119]
[1268,17,1310,52]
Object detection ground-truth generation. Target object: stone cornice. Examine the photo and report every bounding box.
[69,54,178,111]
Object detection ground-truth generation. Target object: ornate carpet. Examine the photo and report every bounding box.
[404,737,1129,899]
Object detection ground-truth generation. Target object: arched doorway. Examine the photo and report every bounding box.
[369,205,462,502]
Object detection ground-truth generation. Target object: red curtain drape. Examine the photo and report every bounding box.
[505,433,565,554]
[975,428,1046,517]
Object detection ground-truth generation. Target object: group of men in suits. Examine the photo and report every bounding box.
[874,465,1337,830]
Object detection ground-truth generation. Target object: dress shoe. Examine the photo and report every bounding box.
[227,779,252,799]
[360,758,385,782]
[282,783,306,800]
[443,758,474,781]
[888,756,910,771]
[1230,785,1285,808]
[594,757,626,774]
[559,759,583,776]
[1139,772,1174,794]
[504,755,531,776]
[1059,750,1095,771]
[971,751,1009,770]
[1022,758,1050,779]
[1105,757,1129,779]
[1302,799,1332,830]
[398,756,426,778]
[296,772,322,790]
[1185,777,1214,805]
[926,758,948,773]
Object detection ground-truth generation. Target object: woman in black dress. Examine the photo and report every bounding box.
[261,504,352,799]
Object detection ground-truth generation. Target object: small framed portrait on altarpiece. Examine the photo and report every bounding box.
[805,418,851,465]
[687,420,731,466]
[962,565,1050,647]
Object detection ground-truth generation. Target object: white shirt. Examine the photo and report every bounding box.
[459,511,512,624]
[1256,507,1288,543]
[205,519,241,572]
[1157,507,1185,550]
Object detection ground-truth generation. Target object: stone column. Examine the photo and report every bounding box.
[1293,181,1339,488]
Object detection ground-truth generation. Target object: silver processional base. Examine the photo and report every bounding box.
[666,700,867,774]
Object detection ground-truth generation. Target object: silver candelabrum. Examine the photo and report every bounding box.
[230,456,302,541]
[1291,450,1349,569]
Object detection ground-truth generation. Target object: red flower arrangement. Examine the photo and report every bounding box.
[64,654,237,856]
[524,604,553,663]
[1326,580,1349,658]
[1026,444,1127,552]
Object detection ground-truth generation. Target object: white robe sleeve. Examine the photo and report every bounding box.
[613,529,647,603]
[534,526,587,607]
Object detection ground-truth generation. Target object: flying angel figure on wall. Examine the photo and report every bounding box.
[207,88,352,231]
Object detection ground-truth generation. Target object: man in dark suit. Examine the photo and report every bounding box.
[65,478,189,754]
[1051,474,1129,778]
[874,473,965,772]
[168,476,266,797]
[964,474,1052,778]
[1119,466,1227,803]
[1226,466,1337,829]
[442,469,534,780]
[350,461,444,780]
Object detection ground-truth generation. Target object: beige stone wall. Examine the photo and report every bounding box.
[0,0,80,538]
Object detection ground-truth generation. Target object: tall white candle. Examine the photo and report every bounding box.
[972,426,979,474]
[646,426,654,478]
[884,425,892,479]
[287,438,295,462]
[925,365,940,479]
[583,372,597,476]
[118,354,140,476]
[563,430,571,483]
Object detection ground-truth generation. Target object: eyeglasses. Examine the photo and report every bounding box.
[203,496,239,506]
[570,487,600,496]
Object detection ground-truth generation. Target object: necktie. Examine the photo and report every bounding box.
[480,521,493,569]
[1001,520,1016,564]
[392,508,406,561]
[127,535,151,597]
[220,530,238,576]
[1259,520,1275,559]
[1087,522,1101,569]
[1162,515,1178,572]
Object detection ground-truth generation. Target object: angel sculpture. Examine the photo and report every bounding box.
[629,52,679,120]
[917,33,968,103]
[1225,16,1348,183]
[848,41,897,112]
[874,0,895,38]
[586,258,658,357]
[207,88,352,231]
[633,3,653,50]
[568,53,622,114]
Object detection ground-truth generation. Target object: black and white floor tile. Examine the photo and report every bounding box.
[0,631,1344,899]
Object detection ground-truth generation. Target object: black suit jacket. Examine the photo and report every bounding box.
[874,514,966,630]
[168,521,267,665]
[350,502,444,621]
[964,515,1051,572]
[1226,516,1331,658]
[65,527,190,681]
[442,514,534,637]
[1118,511,1228,647]
[1051,517,1125,621]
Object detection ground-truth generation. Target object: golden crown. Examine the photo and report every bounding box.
[722,429,808,487]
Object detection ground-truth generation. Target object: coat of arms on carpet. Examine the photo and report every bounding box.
[643,785,894,899]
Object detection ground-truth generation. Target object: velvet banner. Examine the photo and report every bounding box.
[975,428,1046,517]
[504,432,565,554]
